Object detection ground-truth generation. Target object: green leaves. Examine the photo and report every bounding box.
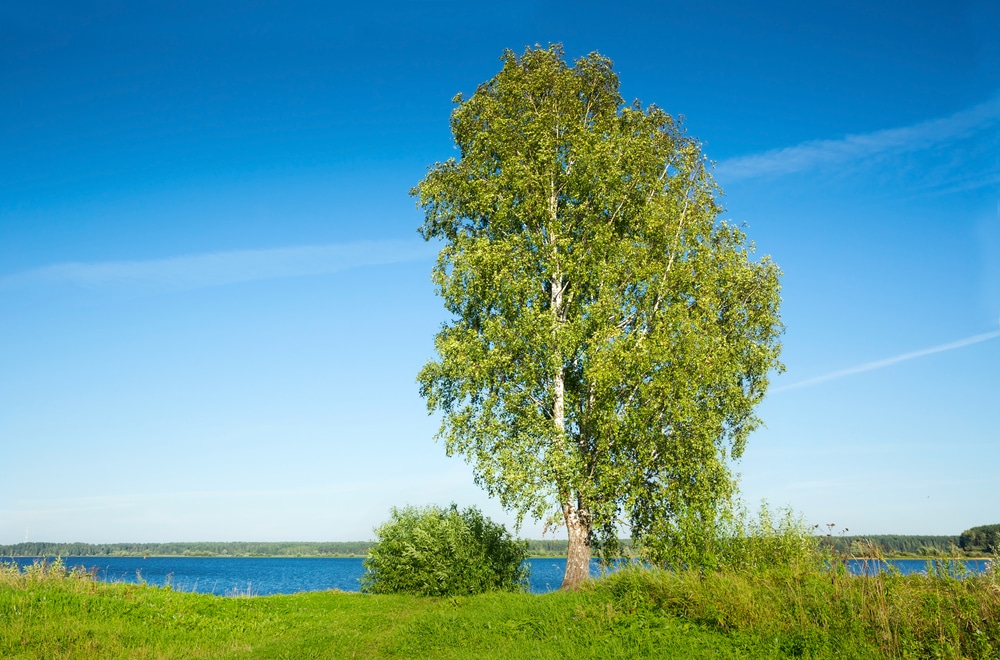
[415,45,783,571]
[959,524,1000,554]
[361,505,528,597]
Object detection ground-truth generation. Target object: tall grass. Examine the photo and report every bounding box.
[597,506,1000,659]
[0,558,96,591]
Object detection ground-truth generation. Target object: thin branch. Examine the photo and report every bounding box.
[608,197,628,226]
[514,383,550,417]
[664,162,702,274]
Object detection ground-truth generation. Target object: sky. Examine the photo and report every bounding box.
[1,0,997,544]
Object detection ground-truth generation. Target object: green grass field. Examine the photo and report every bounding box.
[0,566,753,659]
[3,557,999,659]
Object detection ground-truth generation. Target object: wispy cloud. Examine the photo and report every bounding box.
[774,329,1000,393]
[0,239,437,292]
[5,472,473,516]
[717,96,1000,181]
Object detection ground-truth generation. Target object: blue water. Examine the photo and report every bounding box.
[1,556,598,596]
[844,558,994,578]
[3,556,991,597]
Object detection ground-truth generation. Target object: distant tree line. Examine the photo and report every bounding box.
[819,535,970,557]
[958,525,1000,554]
[0,542,375,558]
[5,533,990,559]
[0,540,577,558]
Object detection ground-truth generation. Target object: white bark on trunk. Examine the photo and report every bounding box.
[562,502,592,589]
[548,168,591,590]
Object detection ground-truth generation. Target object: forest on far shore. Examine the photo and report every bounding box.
[1,535,993,559]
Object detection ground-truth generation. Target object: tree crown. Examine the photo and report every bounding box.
[414,45,783,564]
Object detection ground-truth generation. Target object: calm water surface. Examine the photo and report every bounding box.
[4,556,991,597]
[3,556,597,596]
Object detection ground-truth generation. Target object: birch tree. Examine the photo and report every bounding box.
[414,45,783,589]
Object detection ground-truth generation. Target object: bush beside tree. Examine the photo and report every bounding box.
[360,505,528,596]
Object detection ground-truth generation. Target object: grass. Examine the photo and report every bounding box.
[3,554,999,659]
[0,559,751,658]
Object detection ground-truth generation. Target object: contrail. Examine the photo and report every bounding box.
[0,239,437,292]
[773,329,1000,393]
[716,95,1000,181]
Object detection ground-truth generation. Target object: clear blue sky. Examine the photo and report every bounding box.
[2,1,997,544]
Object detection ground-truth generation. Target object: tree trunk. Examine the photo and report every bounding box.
[561,502,591,589]
[548,186,591,590]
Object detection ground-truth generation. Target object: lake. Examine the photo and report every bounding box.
[3,556,992,597]
[2,556,592,596]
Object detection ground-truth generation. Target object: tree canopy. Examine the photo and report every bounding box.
[959,524,1000,554]
[414,45,783,588]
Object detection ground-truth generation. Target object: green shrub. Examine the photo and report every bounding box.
[360,504,528,596]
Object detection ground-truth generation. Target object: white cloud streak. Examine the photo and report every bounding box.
[774,329,1000,393]
[0,239,437,292]
[6,472,473,516]
[717,96,1000,181]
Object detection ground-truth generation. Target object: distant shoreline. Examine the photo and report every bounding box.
[2,554,992,560]
[0,554,573,560]
[2,536,991,560]
[0,540,572,559]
